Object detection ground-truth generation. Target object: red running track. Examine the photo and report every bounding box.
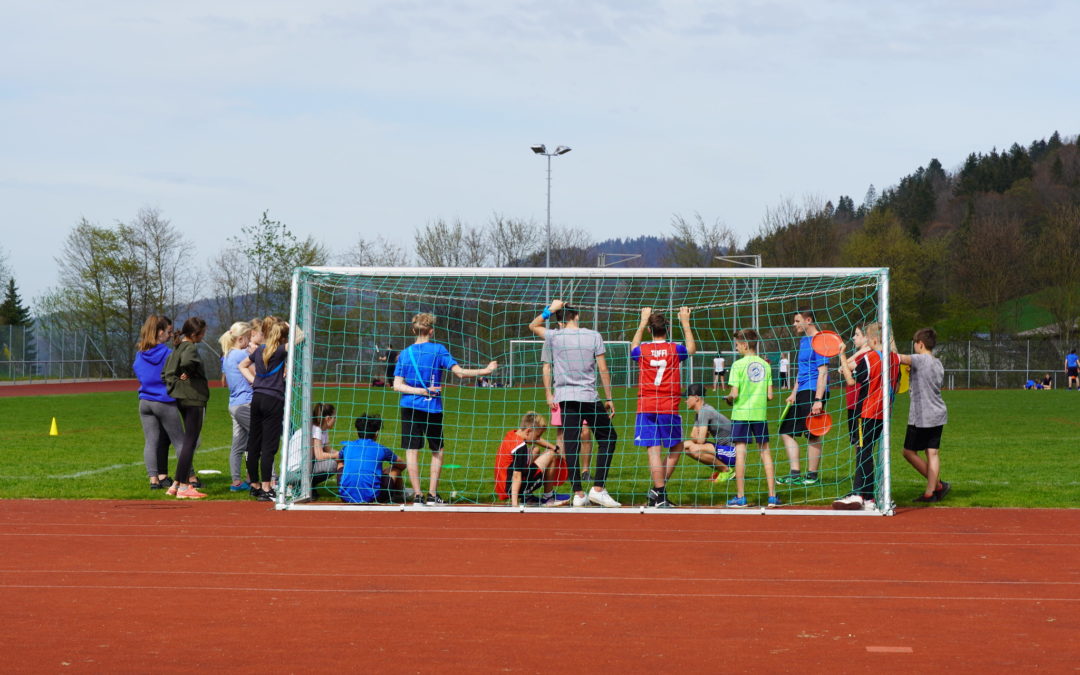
[0,501,1078,672]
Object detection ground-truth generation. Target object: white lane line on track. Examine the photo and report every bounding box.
[1,569,1077,586]
[1,532,1079,546]
[1,583,1077,602]
[0,445,230,480]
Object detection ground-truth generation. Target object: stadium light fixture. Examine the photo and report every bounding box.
[530,143,574,298]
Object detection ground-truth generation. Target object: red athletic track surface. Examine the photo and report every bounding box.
[1,501,1077,673]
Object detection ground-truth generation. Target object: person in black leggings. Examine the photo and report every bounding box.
[161,317,210,500]
[240,317,290,501]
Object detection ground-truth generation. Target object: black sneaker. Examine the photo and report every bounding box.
[426,493,446,506]
[646,488,660,507]
[934,481,952,501]
[149,481,165,490]
[249,485,263,498]
[160,476,174,489]
[256,490,275,502]
[190,477,203,489]
[523,494,541,506]
[412,493,425,506]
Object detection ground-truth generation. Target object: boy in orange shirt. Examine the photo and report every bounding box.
[494,412,569,507]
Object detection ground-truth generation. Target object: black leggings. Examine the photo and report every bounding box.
[175,404,205,485]
[246,393,284,484]
[561,400,618,491]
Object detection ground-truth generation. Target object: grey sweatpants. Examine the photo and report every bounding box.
[228,403,251,482]
[138,399,185,477]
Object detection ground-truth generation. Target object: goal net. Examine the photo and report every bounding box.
[280,266,894,514]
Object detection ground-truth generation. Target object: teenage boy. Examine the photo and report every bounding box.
[496,412,569,507]
[630,306,695,508]
[667,383,735,483]
[725,329,780,508]
[778,309,830,486]
[898,327,950,503]
[1066,349,1079,390]
[712,355,726,390]
[535,299,620,508]
[339,414,406,504]
[833,323,899,511]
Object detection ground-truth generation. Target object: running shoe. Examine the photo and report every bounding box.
[229,482,251,492]
[571,493,589,507]
[767,495,782,508]
[726,496,748,508]
[934,481,952,501]
[800,474,820,486]
[777,473,802,485]
[831,494,863,510]
[176,485,207,500]
[714,469,735,483]
[587,488,621,508]
[426,493,446,506]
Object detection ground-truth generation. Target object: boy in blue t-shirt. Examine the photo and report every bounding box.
[778,309,831,486]
[339,414,406,504]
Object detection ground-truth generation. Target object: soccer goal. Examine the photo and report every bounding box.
[279,266,894,515]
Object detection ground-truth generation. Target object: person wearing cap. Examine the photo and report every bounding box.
[667,383,735,482]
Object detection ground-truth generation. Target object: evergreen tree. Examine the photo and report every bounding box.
[0,278,31,326]
[0,277,36,369]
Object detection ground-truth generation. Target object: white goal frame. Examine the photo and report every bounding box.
[278,266,893,516]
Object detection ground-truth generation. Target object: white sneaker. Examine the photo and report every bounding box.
[572,493,589,507]
[831,494,864,511]
[862,498,878,511]
[587,488,621,508]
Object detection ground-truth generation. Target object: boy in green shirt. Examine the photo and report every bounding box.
[725,329,780,508]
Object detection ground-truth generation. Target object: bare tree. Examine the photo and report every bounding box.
[487,213,541,267]
[665,213,739,267]
[129,207,199,317]
[414,218,488,267]
[953,209,1029,338]
[339,235,410,267]
[747,195,837,267]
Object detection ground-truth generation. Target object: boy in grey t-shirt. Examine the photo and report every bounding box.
[666,384,735,482]
[898,327,950,503]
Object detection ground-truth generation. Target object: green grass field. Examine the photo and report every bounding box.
[1,386,1078,507]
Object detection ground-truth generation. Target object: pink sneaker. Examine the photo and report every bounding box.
[166,483,179,496]
[176,485,207,500]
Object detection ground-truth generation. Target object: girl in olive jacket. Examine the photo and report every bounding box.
[162,317,210,499]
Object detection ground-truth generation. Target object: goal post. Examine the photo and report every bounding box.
[279,266,894,515]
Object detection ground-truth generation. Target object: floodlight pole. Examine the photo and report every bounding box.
[531,144,571,302]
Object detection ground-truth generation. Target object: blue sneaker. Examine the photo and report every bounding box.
[230,481,251,492]
[767,495,782,508]
[726,496,748,508]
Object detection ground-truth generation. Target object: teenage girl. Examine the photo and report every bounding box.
[162,317,211,499]
[241,317,290,501]
[133,315,185,489]
[219,321,253,491]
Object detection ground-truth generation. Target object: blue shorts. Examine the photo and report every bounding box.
[732,421,769,445]
[715,444,736,467]
[634,413,682,448]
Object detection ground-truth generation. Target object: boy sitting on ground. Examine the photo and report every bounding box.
[339,414,406,504]
[495,412,569,507]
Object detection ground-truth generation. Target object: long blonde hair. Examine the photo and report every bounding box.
[137,315,172,351]
[218,321,251,355]
[262,316,289,367]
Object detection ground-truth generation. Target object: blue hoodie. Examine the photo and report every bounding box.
[134,343,175,403]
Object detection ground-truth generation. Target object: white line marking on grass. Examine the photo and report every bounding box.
[2,569,1078,586]
[1,583,1078,602]
[0,445,229,480]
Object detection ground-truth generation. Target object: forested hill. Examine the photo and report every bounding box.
[740,131,1080,341]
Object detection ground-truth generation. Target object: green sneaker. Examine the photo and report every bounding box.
[800,474,820,486]
[777,473,802,485]
[716,469,735,483]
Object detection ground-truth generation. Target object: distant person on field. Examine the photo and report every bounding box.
[897,327,950,503]
[1066,349,1079,390]
[495,412,569,507]
[712,354,726,390]
[162,317,211,500]
[778,308,830,486]
[779,353,791,389]
[833,323,899,511]
[219,321,254,492]
[133,315,187,490]
[667,383,735,483]
[534,299,621,508]
[725,329,779,508]
[393,312,497,506]
[1041,372,1053,390]
[339,414,406,504]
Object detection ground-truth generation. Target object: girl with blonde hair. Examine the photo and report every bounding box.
[219,321,253,491]
[240,316,292,501]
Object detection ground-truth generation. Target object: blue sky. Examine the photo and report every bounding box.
[2,0,1078,306]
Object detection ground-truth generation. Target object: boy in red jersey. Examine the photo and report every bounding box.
[833,323,900,510]
[493,412,569,507]
[630,306,696,508]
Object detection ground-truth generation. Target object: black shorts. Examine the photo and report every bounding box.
[505,466,544,499]
[1068,367,1079,377]
[779,390,828,438]
[904,425,943,452]
[855,417,883,449]
[401,407,444,451]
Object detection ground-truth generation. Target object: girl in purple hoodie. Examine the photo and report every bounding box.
[133,315,188,489]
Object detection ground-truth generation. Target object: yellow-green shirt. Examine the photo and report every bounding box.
[729,355,771,421]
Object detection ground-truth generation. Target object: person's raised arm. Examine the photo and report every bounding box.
[837,342,856,387]
[596,353,615,417]
[630,307,650,350]
[528,299,565,338]
[678,306,696,355]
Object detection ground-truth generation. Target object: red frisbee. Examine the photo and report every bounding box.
[806,412,833,437]
[810,330,843,358]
